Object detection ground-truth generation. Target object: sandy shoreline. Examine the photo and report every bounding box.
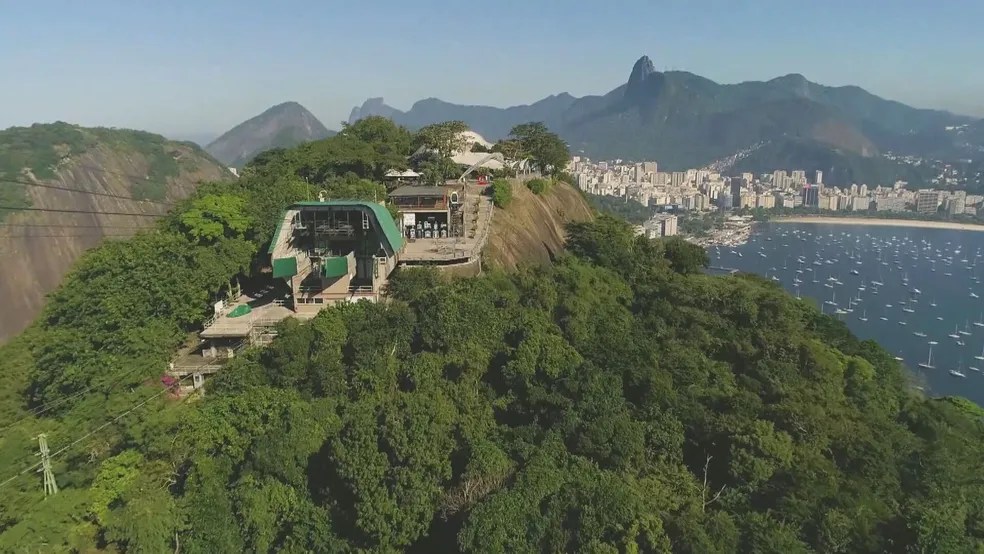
[771,216,984,233]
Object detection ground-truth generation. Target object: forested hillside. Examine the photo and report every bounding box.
[1,117,984,552]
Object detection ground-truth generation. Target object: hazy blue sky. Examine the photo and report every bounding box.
[2,0,983,140]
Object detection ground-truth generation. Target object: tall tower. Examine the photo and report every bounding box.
[37,434,58,496]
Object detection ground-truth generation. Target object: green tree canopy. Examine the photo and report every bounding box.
[509,121,570,175]
[179,193,251,242]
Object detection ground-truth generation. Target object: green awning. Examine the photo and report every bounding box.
[228,304,252,318]
[272,256,298,279]
[321,256,349,279]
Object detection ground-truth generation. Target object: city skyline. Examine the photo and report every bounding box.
[2,0,984,140]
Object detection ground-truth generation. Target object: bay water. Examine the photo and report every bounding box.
[713,222,984,405]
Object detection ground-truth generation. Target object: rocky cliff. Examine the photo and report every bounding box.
[485,179,594,269]
[0,124,230,342]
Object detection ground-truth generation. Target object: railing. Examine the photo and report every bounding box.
[348,285,374,295]
[473,199,494,258]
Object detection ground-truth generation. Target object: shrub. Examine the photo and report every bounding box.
[491,178,513,208]
[526,178,550,195]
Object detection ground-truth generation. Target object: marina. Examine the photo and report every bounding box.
[715,222,984,404]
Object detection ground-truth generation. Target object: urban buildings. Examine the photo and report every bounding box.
[641,213,678,237]
[916,190,939,214]
[802,184,822,207]
[568,155,980,222]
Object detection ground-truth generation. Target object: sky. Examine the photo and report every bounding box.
[2,0,983,141]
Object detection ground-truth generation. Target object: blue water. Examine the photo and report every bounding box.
[714,222,984,405]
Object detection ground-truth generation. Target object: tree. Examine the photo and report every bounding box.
[490,178,513,208]
[509,122,570,175]
[179,193,251,242]
[662,235,710,274]
[491,139,522,160]
[414,120,469,159]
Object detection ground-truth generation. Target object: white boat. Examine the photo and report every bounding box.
[913,331,927,338]
[858,310,868,322]
[879,316,889,321]
[918,342,936,369]
[950,370,967,378]
[971,292,979,299]
[975,345,984,361]
[974,314,984,328]
[949,325,960,339]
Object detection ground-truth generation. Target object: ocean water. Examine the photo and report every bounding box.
[713,222,984,405]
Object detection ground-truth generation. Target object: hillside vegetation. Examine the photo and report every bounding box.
[1,119,984,552]
[0,123,230,342]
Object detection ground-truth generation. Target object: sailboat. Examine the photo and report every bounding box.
[959,321,972,336]
[973,313,984,328]
[858,310,868,322]
[918,341,937,369]
[913,331,927,338]
[975,345,984,362]
[949,325,961,339]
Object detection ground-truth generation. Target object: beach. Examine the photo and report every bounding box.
[773,216,984,233]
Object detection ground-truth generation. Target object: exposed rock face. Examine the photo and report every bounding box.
[485,179,593,270]
[0,137,229,343]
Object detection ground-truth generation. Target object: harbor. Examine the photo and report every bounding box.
[716,221,984,404]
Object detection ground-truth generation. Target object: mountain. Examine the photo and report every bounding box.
[206,101,334,168]
[0,122,230,342]
[350,55,981,184]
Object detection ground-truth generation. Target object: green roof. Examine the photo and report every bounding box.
[267,200,403,254]
[272,256,298,279]
[321,256,349,279]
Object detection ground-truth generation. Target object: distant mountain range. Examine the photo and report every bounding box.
[206,102,334,168]
[348,55,984,186]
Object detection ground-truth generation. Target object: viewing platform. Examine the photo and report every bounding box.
[400,185,494,265]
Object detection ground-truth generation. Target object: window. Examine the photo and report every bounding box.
[314,298,324,304]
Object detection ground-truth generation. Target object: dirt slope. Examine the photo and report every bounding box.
[485,179,593,270]
[0,133,229,342]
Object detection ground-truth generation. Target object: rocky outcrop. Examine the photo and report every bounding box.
[485,179,593,270]
[0,136,229,342]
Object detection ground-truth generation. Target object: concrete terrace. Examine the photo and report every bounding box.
[400,184,493,264]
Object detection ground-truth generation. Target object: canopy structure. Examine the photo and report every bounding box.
[272,256,298,279]
[384,169,421,179]
[321,256,349,279]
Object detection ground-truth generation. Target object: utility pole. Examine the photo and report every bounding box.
[36,434,58,496]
